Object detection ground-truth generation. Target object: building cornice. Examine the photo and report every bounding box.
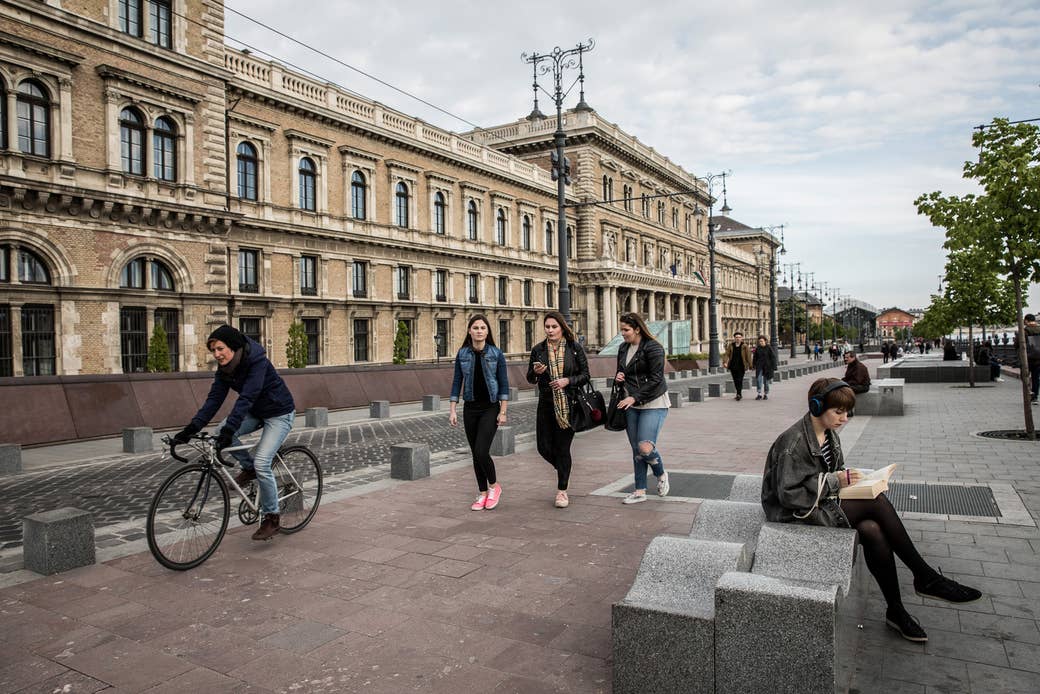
[0,28,83,67]
[96,64,201,105]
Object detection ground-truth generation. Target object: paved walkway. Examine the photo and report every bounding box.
[1,360,1038,693]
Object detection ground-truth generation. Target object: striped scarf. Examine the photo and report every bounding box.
[548,340,571,429]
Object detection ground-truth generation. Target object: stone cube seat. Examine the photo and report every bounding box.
[853,377,904,416]
[688,499,765,551]
[727,474,762,503]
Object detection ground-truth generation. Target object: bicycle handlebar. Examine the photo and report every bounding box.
[162,434,233,467]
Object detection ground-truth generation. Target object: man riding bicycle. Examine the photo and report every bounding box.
[174,325,295,541]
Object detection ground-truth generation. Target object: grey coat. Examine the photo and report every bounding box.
[761,413,848,526]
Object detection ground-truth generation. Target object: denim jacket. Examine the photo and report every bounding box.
[450,345,510,403]
[761,413,848,526]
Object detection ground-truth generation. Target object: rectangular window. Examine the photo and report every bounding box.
[353,319,369,362]
[524,319,535,352]
[397,266,411,300]
[0,246,9,282]
[497,276,508,305]
[523,279,532,307]
[21,304,55,376]
[498,320,510,353]
[300,255,317,296]
[148,0,172,48]
[238,249,258,293]
[468,274,479,304]
[435,319,449,358]
[0,306,11,377]
[303,318,320,365]
[546,282,555,308]
[352,261,367,298]
[120,306,147,374]
[239,316,262,344]
[119,0,142,36]
[435,269,447,302]
[154,307,179,372]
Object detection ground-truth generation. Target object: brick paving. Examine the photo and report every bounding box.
[1,360,1038,692]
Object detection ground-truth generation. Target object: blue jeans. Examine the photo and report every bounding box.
[756,371,771,395]
[219,411,295,516]
[625,407,667,491]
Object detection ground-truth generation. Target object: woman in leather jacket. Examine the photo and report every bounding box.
[614,312,670,504]
[527,311,590,508]
[761,378,982,643]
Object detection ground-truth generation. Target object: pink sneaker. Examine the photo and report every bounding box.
[471,493,488,511]
[485,484,502,510]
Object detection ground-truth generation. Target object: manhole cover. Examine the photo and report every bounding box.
[622,472,735,499]
[887,483,1000,517]
[977,430,1040,442]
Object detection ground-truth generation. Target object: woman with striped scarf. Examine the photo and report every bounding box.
[527,311,590,508]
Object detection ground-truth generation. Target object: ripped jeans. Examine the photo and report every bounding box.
[624,407,668,491]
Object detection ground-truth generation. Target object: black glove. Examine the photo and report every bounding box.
[215,426,235,450]
[173,423,201,445]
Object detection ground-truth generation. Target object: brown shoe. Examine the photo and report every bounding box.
[234,468,257,486]
[251,514,280,541]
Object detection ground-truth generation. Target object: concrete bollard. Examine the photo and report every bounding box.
[0,444,22,475]
[688,386,704,402]
[667,371,680,380]
[390,442,431,480]
[724,380,736,394]
[369,401,390,418]
[708,383,723,398]
[490,426,515,456]
[510,387,519,401]
[743,377,751,391]
[305,407,329,428]
[422,395,440,411]
[668,391,684,408]
[122,427,153,453]
[23,508,95,575]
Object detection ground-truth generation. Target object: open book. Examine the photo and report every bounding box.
[838,464,897,499]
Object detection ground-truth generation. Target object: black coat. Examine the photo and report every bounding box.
[615,339,667,406]
[752,345,777,377]
[526,340,590,398]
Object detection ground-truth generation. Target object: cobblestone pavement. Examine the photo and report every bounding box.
[0,402,540,553]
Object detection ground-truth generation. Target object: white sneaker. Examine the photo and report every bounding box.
[622,492,647,504]
[995,378,1005,383]
[657,472,670,497]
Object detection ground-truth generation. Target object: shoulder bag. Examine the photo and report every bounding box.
[604,381,628,432]
[569,381,606,432]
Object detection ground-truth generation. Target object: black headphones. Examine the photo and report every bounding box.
[808,380,850,417]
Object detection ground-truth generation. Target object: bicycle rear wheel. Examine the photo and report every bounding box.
[146,464,230,570]
[274,446,322,533]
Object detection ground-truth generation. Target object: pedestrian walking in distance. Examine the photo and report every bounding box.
[753,335,777,400]
[723,332,753,401]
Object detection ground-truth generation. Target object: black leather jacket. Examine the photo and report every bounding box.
[526,340,590,398]
[615,338,667,406]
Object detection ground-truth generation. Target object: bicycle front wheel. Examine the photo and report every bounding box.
[274,446,322,533]
[146,464,230,570]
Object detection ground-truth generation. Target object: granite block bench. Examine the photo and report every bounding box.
[854,377,904,416]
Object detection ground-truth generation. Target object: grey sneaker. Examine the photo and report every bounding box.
[657,472,670,497]
[622,492,647,504]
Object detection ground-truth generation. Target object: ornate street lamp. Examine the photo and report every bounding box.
[782,262,800,359]
[522,39,595,324]
[763,224,785,355]
[690,172,731,368]
[804,271,815,356]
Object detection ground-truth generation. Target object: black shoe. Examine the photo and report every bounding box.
[763,395,768,400]
[886,608,928,643]
[251,514,280,541]
[755,394,763,400]
[234,468,257,486]
[736,393,742,401]
[915,570,982,603]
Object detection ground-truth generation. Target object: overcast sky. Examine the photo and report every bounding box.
[224,0,1040,318]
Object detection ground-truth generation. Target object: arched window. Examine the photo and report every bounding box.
[17,80,50,157]
[433,192,446,234]
[120,258,175,291]
[521,215,531,250]
[496,208,507,245]
[351,171,366,219]
[236,142,258,200]
[153,116,176,181]
[18,249,51,284]
[395,182,409,227]
[298,157,316,211]
[467,201,479,240]
[545,221,554,256]
[120,107,145,175]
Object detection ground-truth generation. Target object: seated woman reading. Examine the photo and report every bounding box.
[761,378,981,642]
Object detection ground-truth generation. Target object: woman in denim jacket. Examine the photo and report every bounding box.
[449,314,510,510]
[762,378,981,643]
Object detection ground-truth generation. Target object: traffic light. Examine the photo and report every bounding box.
[550,151,572,186]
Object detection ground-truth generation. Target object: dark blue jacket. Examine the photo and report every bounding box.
[191,337,295,432]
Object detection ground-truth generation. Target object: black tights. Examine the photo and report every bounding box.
[463,405,498,492]
[842,494,938,611]
[536,398,575,490]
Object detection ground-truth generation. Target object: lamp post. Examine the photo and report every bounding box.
[691,171,731,368]
[804,272,814,356]
[522,39,594,324]
[782,262,800,359]
[763,224,785,354]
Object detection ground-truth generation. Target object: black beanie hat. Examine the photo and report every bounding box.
[207,325,246,351]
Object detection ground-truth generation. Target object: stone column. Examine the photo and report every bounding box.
[587,285,600,344]
[648,292,657,321]
[664,293,673,321]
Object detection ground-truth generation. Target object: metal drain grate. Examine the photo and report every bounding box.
[887,483,1001,518]
[622,472,735,499]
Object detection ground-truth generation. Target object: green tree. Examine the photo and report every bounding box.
[392,321,410,365]
[916,118,1040,437]
[286,321,308,369]
[146,323,171,373]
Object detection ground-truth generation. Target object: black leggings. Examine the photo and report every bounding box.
[730,369,745,394]
[536,398,575,490]
[463,405,498,492]
[842,494,937,611]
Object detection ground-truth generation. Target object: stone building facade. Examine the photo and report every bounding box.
[0,0,772,376]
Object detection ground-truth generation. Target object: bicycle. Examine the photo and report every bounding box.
[146,433,323,570]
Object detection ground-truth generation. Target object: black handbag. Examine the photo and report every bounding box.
[569,381,606,432]
[604,381,628,432]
